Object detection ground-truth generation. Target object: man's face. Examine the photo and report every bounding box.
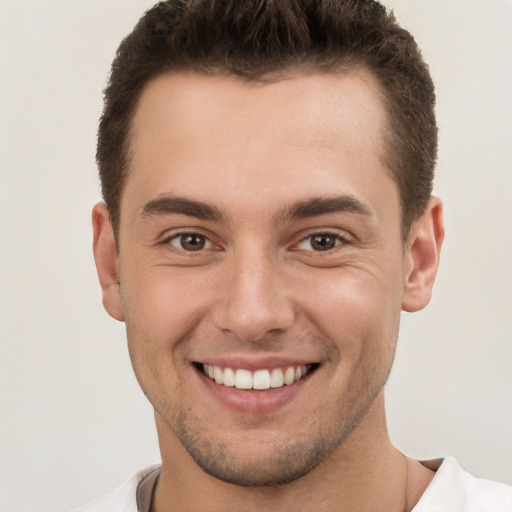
[101,70,423,485]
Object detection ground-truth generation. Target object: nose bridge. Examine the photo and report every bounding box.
[213,241,294,341]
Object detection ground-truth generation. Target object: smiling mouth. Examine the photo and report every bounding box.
[199,363,318,390]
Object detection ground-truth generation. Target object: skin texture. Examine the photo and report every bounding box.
[93,70,444,511]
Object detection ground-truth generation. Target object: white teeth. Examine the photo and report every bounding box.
[253,369,271,390]
[283,367,295,385]
[203,364,311,390]
[270,368,284,388]
[214,366,223,384]
[223,367,235,387]
[234,369,253,389]
[295,365,307,382]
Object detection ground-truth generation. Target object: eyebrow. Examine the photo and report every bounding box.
[140,195,225,222]
[277,195,372,223]
[140,194,372,224]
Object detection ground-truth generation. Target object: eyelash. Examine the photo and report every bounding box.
[295,232,348,252]
[162,232,215,252]
[161,230,349,253]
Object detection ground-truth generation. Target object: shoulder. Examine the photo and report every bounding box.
[414,457,512,512]
[72,464,161,512]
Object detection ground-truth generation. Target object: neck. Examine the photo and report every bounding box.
[152,395,429,512]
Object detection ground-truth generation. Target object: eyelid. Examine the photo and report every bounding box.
[292,229,352,251]
[293,228,354,250]
[169,233,213,250]
[159,228,220,250]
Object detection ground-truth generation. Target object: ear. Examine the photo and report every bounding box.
[402,196,445,312]
[92,202,125,321]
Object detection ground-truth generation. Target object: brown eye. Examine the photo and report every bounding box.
[309,234,339,251]
[169,233,210,251]
[180,234,206,251]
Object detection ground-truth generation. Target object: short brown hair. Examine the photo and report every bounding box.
[97,0,437,240]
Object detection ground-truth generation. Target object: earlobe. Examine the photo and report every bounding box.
[402,196,445,313]
[92,202,125,322]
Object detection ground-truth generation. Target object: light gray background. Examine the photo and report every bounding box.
[1,1,511,511]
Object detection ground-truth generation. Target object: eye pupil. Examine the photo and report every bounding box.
[181,234,206,251]
[311,234,336,251]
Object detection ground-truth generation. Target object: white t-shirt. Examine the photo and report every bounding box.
[74,458,512,512]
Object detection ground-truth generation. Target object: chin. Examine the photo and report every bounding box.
[181,433,333,486]
[165,405,365,487]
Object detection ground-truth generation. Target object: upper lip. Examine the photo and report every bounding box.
[194,355,318,370]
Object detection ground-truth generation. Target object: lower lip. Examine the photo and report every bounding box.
[195,367,311,414]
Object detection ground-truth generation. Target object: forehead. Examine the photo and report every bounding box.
[130,69,387,156]
[124,69,395,222]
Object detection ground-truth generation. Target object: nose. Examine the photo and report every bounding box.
[211,247,295,342]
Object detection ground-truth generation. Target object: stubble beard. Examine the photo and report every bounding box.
[157,371,391,487]
[123,291,400,487]
[172,412,335,486]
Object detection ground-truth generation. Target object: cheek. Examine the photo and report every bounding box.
[296,265,403,356]
[120,268,209,406]
[121,265,213,339]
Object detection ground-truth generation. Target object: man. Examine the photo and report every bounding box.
[79,0,512,510]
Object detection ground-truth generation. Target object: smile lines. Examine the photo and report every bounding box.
[202,364,312,390]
